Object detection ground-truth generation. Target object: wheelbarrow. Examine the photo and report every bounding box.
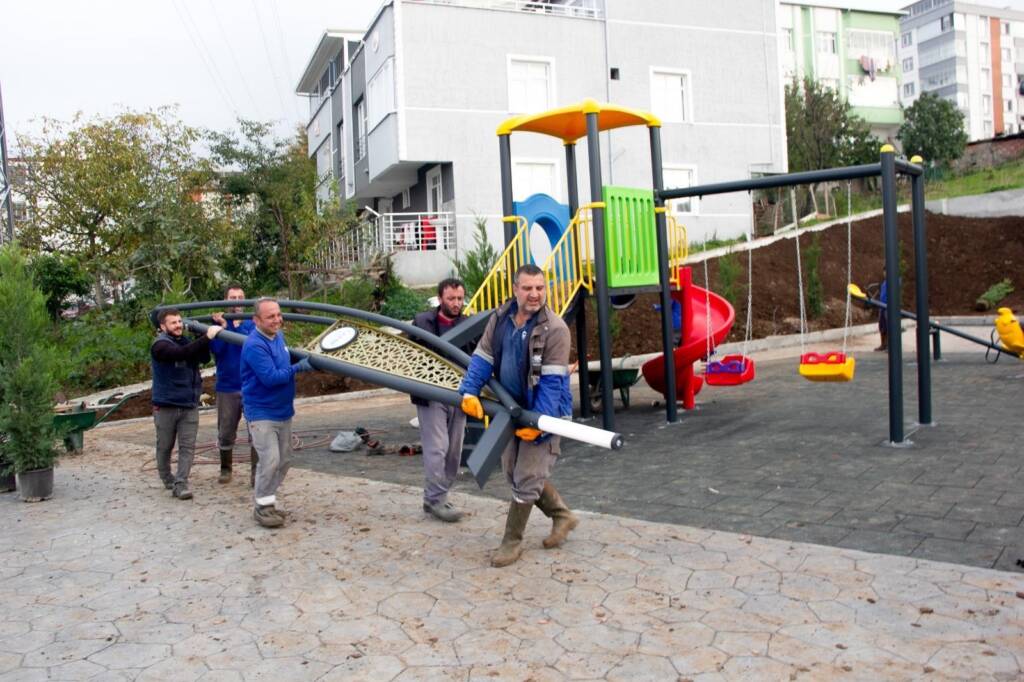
[53,392,137,453]
[586,357,642,410]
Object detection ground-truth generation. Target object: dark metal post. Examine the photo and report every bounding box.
[880,146,904,444]
[498,134,515,245]
[566,142,592,419]
[649,125,678,423]
[909,155,932,426]
[0,82,15,242]
[585,111,615,430]
[931,329,941,361]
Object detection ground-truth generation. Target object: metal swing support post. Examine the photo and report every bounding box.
[657,148,928,447]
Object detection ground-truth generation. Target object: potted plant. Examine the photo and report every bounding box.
[0,246,64,501]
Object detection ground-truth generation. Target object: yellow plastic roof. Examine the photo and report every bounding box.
[497,99,661,142]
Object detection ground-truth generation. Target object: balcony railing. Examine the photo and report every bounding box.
[310,211,457,275]
[404,0,602,20]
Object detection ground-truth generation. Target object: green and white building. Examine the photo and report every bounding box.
[779,1,905,141]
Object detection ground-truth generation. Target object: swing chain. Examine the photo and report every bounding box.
[794,222,806,354]
[842,181,853,355]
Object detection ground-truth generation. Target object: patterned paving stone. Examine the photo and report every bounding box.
[0,426,1020,681]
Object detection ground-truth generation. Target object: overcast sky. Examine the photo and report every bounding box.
[3,0,1024,151]
[1,0,379,148]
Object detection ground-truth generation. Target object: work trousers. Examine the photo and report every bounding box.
[153,406,199,485]
[502,435,560,504]
[416,401,466,505]
[216,391,244,452]
[250,419,292,507]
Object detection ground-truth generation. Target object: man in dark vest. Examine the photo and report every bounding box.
[412,277,469,522]
[151,308,222,500]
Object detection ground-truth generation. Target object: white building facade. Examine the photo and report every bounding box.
[297,0,788,285]
[899,0,1024,140]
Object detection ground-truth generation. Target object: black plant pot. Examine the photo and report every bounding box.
[0,470,15,493]
[16,467,53,502]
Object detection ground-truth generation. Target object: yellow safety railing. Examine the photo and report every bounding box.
[541,204,596,318]
[464,216,530,315]
[667,215,688,287]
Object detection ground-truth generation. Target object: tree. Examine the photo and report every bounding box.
[785,77,881,215]
[207,121,321,298]
[30,253,91,320]
[16,108,227,304]
[898,93,968,167]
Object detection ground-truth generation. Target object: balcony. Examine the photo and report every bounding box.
[403,0,602,20]
[311,211,458,286]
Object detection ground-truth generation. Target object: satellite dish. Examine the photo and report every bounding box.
[320,326,358,352]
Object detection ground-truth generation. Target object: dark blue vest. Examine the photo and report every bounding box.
[151,333,203,408]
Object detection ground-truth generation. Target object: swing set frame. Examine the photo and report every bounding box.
[659,146,931,446]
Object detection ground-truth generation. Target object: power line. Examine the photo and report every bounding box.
[177,0,240,115]
[250,0,290,123]
[171,0,238,118]
[268,0,302,120]
[207,0,261,116]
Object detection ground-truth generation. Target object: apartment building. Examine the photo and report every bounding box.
[899,0,1024,140]
[296,0,788,285]
[779,2,905,141]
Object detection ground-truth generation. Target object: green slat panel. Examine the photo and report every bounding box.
[601,186,658,288]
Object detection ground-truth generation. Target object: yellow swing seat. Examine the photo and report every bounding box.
[799,352,856,382]
[994,308,1024,358]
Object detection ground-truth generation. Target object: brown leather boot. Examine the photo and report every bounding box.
[218,449,233,484]
[535,481,579,549]
[491,500,533,568]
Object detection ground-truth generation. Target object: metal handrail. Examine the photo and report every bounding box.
[667,215,688,287]
[464,216,529,314]
[541,204,596,317]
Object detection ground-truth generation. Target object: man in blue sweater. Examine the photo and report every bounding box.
[241,298,313,528]
[210,284,255,484]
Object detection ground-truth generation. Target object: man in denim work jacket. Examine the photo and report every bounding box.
[458,264,577,567]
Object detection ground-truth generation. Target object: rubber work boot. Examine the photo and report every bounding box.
[172,482,193,500]
[491,501,533,568]
[535,481,578,549]
[249,447,259,488]
[254,504,283,528]
[218,449,233,484]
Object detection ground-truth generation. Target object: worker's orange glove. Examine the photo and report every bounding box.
[514,427,542,441]
[460,394,484,420]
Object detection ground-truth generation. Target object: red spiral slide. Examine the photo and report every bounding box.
[641,266,735,409]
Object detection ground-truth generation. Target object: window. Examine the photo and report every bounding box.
[982,94,992,114]
[939,14,954,31]
[402,188,411,209]
[1007,99,1014,112]
[983,120,993,137]
[1002,48,1012,62]
[1004,74,1013,88]
[355,99,367,161]
[426,166,443,212]
[650,69,691,123]
[1003,21,1010,35]
[848,29,896,64]
[901,31,913,47]
[816,31,837,54]
[903,82,916,97]
[902,57,914,72]
[512,160,557,199]
[980,42,990,65]
[981,68,991,91]
[782,28,794,52]
[367,59,395,129]
[508,57,553,113]
[663,166,698,215]
[336,123,346,187]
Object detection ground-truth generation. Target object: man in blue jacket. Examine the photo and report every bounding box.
[210,284,255,484]
[458,264,576,567]
[151,308,222,500]
[241,298,313,528]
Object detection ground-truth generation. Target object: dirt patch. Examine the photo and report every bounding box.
[572,211,1024,359]
[102,211,1021,420]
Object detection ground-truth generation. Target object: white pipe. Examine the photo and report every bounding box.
[536,415,623,450]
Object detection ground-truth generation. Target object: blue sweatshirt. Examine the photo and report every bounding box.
[210,319,255,392]
[240,330,297,422]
